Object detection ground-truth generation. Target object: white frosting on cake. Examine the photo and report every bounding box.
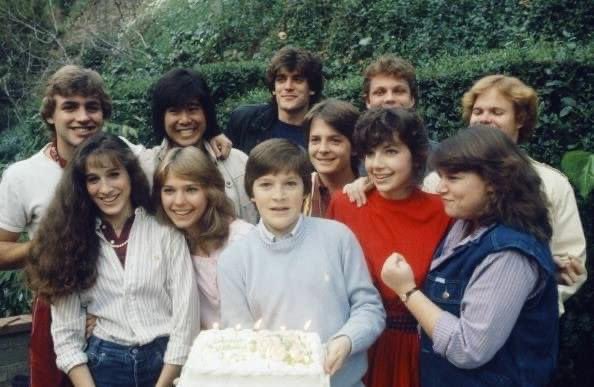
[178,329,330,387]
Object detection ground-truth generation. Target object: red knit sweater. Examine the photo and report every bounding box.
[327,187,450,387]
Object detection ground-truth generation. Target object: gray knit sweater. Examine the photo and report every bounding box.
[218,216,386,387]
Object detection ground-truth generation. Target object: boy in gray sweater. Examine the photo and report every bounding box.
[218,138,386,387]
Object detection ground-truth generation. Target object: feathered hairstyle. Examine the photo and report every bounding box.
[153,147,235,255]
[430,125,552,242]
[26,132,152,302]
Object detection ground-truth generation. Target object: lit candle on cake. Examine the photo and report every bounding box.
[254,318,263,330]
[280,325,286,331]
[235,323,242,330]
[212,322,220,330]
[303,319,312,331]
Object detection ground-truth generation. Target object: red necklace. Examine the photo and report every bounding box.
[49,141,68,168]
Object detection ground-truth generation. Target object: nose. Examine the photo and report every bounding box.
[173,191,185,205]
[475,111,492,125]
[271,184,285,200]
[179,110,191,124]
[319,139,329,152]
[383,91,396,105]
[284,78,295,90]
[97,178,112,195]
[368,152,384,169]
[75,107,91,122]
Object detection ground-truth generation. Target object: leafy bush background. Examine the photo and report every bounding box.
[0,0,592,385]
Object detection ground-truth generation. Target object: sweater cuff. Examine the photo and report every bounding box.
[56,351,87,374]
[332,326,363,355]
[432,311,459,356]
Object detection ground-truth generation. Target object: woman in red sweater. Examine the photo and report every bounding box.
[327,108,450,387]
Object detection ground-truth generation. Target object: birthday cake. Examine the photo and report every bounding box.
[177,328,330,387]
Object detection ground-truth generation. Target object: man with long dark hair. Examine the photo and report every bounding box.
[225,46,324,153]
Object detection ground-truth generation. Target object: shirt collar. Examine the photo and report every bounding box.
[257,215,303,243]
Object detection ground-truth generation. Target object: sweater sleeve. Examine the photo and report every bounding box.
[432,250,540,369]
[331,226,386,355]
[218,245,256,328]
[163,228,200,365]
[548,175,587,314]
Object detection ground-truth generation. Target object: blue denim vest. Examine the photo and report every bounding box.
[420,224,558,387]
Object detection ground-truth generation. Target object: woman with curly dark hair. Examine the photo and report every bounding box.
[153,146,253,329]
[381,126,558,386]
[327,108,451,387]
[26,132,199,387]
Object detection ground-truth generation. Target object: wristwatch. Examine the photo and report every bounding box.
[400,287,419,304]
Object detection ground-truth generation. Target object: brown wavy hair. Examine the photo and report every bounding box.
[153,147,235,255]
[40,65,112,134]
[430,125,552,242]
[362,55,418,104]
[26,133,152,302]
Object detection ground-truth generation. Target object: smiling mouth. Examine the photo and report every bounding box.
[176,127,197,133]
[171,209,193,216]
[71,127,96,132]
[99,194,119,205]
[372,173,393,181]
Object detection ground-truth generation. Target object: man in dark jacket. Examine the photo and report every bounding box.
[225,46,324,154]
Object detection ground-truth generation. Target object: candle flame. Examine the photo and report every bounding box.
[235,323,242,330]
[303,319,312,331]
[280,325,286,331]
[212,322,220,330]
[254,318,263,330]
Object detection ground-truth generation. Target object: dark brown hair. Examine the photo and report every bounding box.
[354,107,428,184]
[265,46,324,105]
[244,138,312,198]
[26,132,152,302]
[430,125,552,242]
[153,147,235,255]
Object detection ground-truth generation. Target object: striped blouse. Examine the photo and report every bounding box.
[51,208,200,373]
[430,220,543,368]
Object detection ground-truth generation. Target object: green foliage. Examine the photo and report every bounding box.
[106,0,594,78]
[0,1,593,384]
[0,271,31,317]
[562,151,594,199]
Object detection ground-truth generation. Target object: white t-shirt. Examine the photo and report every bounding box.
[0,144,62,237]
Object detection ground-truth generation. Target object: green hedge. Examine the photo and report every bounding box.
[0,39,592,387]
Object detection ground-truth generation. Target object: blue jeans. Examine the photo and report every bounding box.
[85,335,168,387]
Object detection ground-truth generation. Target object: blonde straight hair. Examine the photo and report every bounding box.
[153,147,235,254]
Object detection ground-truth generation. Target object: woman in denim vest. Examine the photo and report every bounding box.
[381,126,559,386]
